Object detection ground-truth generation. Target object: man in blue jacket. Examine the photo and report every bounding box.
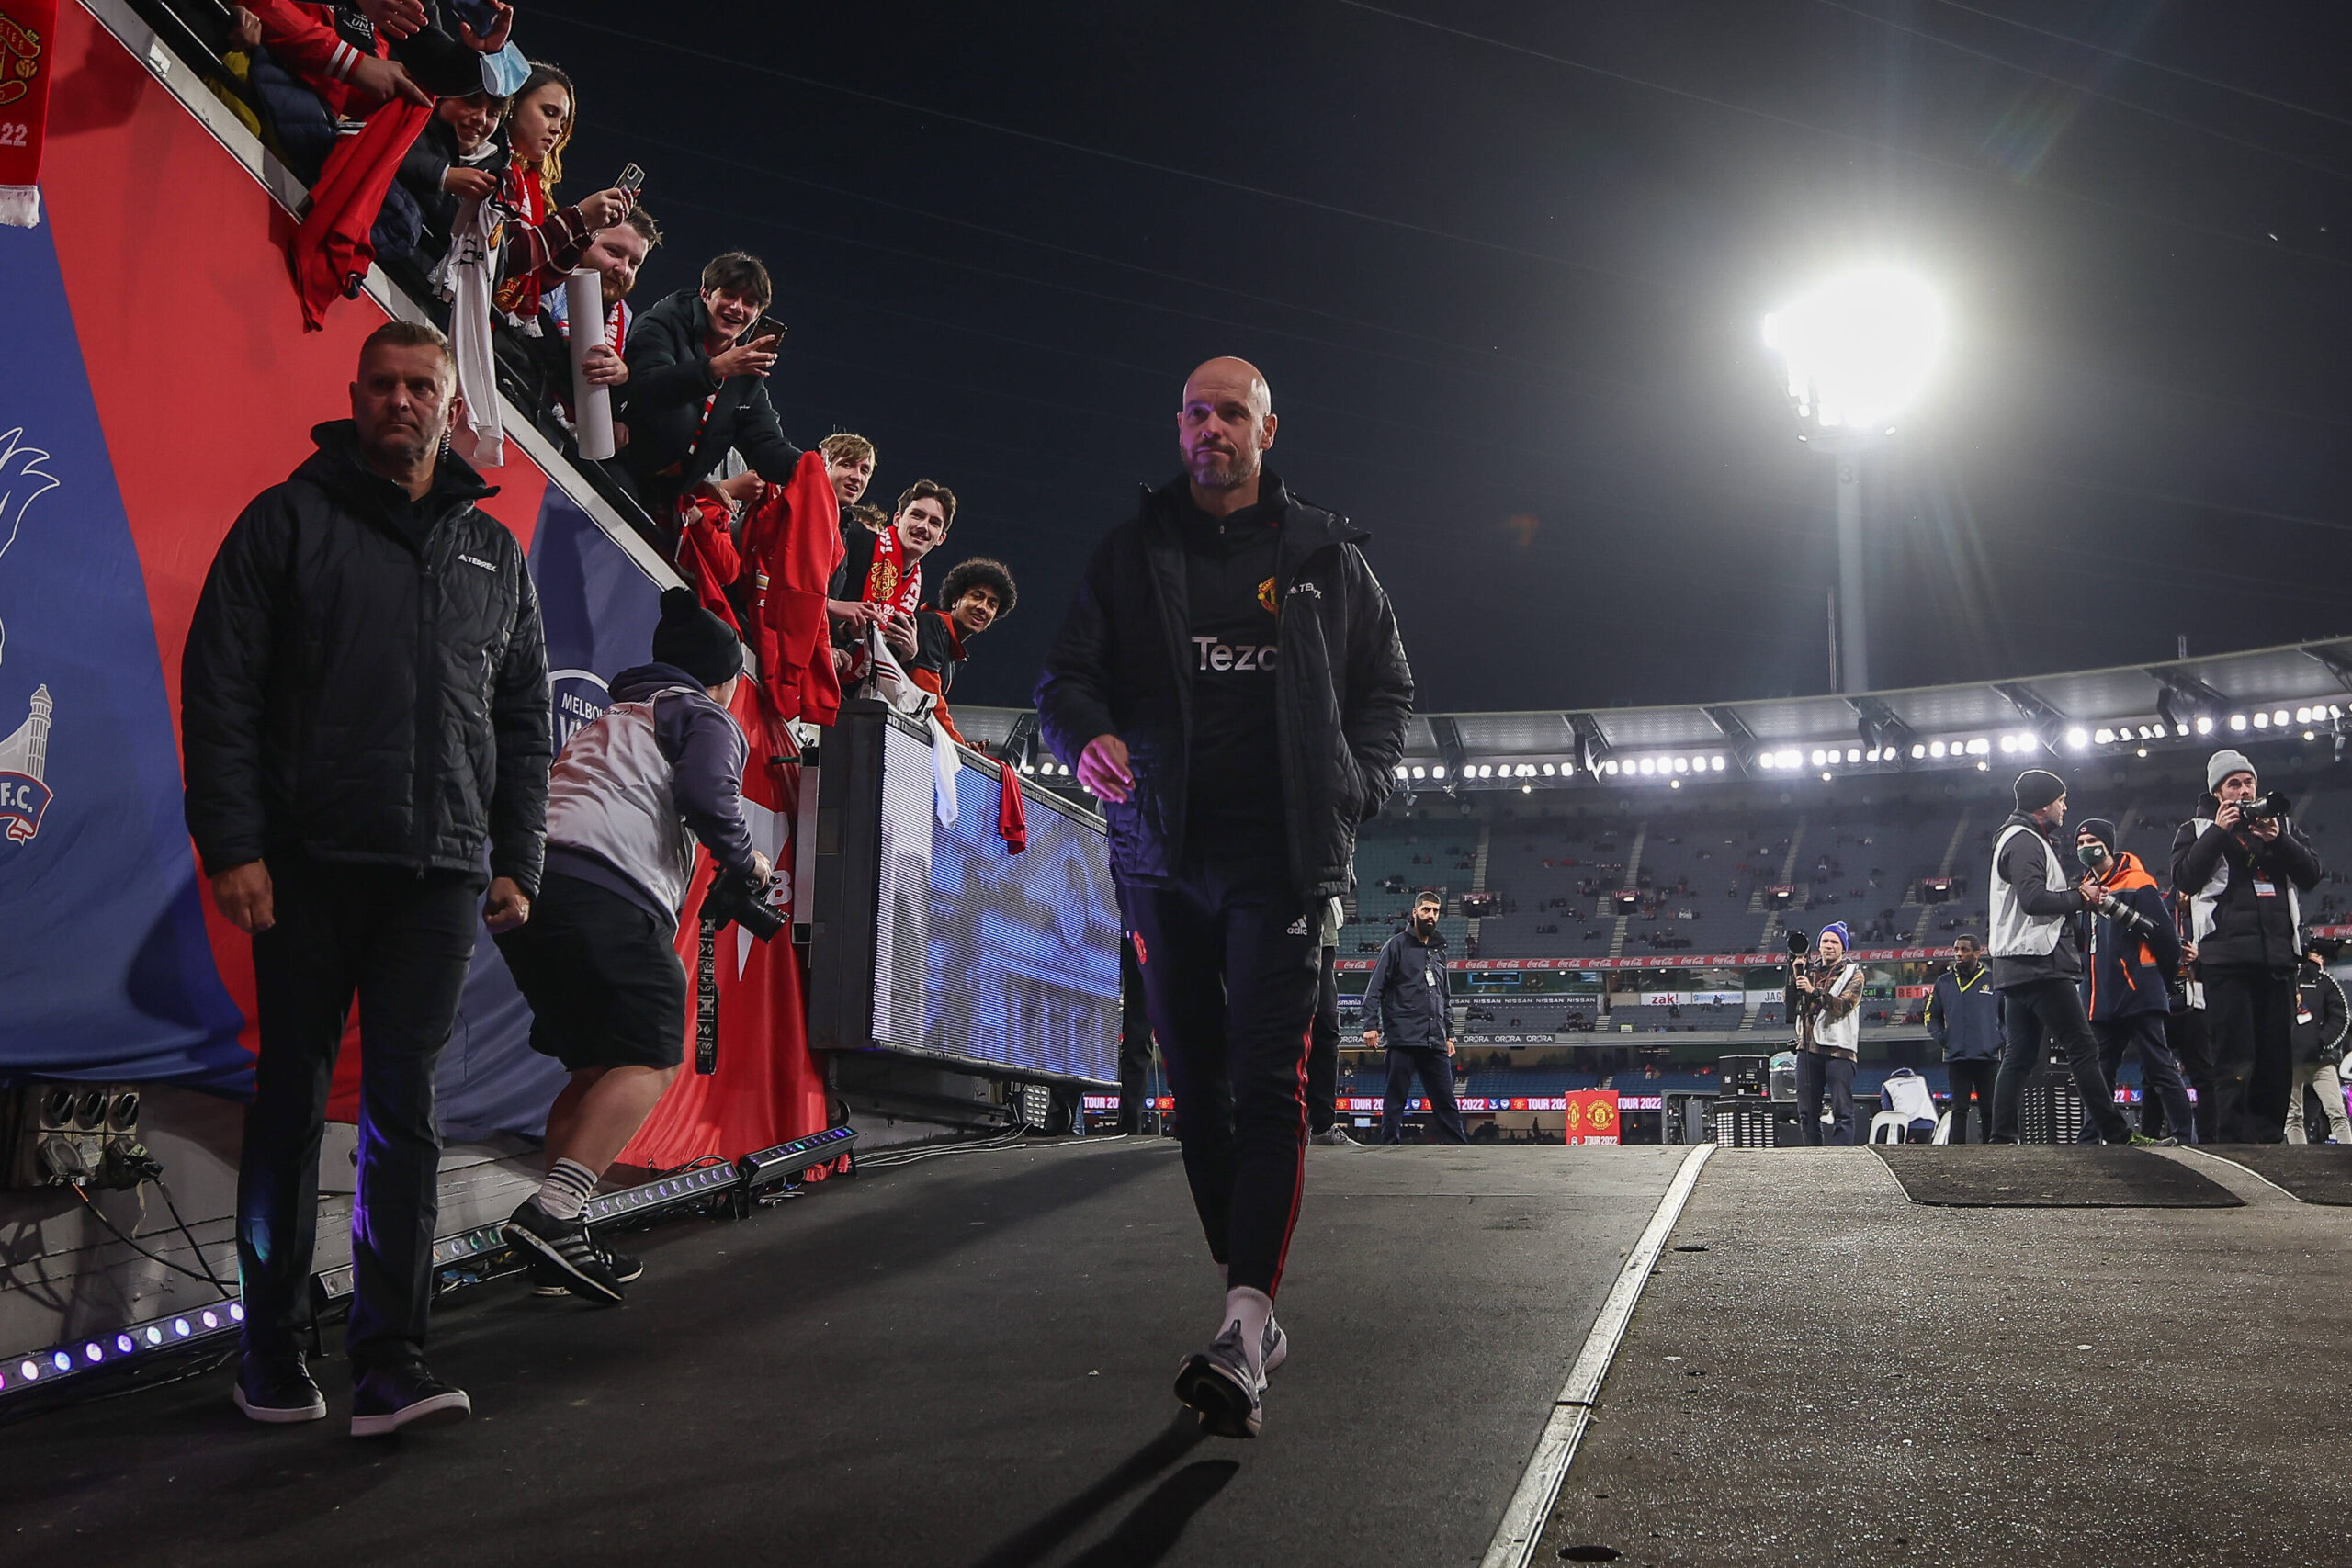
[1924,932,2000,1143]
[1362,891,1467,1145]
[2074,819,2194,1143]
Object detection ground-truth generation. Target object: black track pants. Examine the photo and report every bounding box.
[1308,945,1340,1134]
[1944,1058,1998,1143]
[1991,977,2131,1143]
[1120,860,1321,1298]
[239,860,480,1371]
[2202,966,2296,1144]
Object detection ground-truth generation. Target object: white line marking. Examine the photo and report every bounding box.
[1478,1143,1717,1568]
[2169,1144,2301,1201]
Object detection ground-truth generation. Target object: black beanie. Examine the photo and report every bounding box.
[2077,818,2118,857]
[2013,769,2065,814]
[652,587,743,688]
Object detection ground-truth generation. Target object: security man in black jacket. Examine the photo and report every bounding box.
[1362,891,1468,1145]
[2173,750,2324,1142]
[1037,356,1412,1440]
[183,321,550,1438]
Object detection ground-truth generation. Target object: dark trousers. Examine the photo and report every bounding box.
[1120,861,1321,1297]
[1794,1051,1855,1145]
[2075,1012,2197,1145]
[2202,966,2296,1144]
[2158,1008,2219,1143]
[1944,1058,1998,1143]
[238,860,481,1371]
[1116,935,1154,1134]
[1381,1046,1467,1144]
[1308,945,1340,1134]
[1991,977,2131,1143]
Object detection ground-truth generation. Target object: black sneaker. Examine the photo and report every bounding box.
[232,1348,326,1424]
[349,1361,470,1438]
[503,1199,624,1304]
[526,1239,641,1296]
[1174,1318,1264,1438]
[596,1240,644,1284]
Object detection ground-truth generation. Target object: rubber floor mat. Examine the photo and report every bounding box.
[2198,1145,2352,1205]
[1873,1145,2242,1207]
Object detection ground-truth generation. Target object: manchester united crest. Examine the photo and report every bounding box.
[1256,576,1278,616]
[869,559,901,604]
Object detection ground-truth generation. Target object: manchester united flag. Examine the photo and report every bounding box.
[0,0,58,228]
[1562,1089,1623,1146]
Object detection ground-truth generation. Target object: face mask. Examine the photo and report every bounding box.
[2076,844,2109,869]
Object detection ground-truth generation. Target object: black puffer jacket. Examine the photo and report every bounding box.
[2171,793,2323,972]
[1035,473,1414,900]
[182,422,550,892]
[616,288,803,509]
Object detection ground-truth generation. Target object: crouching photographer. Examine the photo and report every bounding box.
[2171,750,2324,1143]
[496,590,772,1302]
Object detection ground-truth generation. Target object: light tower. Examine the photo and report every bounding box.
[1762,270,1945,694]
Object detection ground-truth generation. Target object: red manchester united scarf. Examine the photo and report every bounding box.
[862,526,923,618]
[0,1,59,229]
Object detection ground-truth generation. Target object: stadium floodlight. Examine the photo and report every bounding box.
[1763,270,1947,433]
[1763,268,1945,694]
[2227,714,2246,730]
[2064,728,2089,750]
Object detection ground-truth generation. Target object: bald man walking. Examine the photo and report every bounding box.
[1037,358,1413,1438]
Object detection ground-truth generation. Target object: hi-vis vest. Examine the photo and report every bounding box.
[1990,821,2066,959]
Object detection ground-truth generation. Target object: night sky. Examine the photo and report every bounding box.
[534,1,2352,714]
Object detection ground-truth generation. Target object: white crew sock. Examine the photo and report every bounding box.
[1223,1286,1273,1380]
[534,1157,599,1223]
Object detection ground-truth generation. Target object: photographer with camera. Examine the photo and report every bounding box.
[2287,939,2349,1144]
[495,590,771,1303]
[2073,819,2193,1143]
[1987,771,2139,1145]
[2170,750,2324,1144]
[1788,922,1865,1144]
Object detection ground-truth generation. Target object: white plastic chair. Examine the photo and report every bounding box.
[1867,1110,1912,1145]
[1931,1109,1953,1145]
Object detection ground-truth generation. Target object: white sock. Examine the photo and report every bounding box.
[1223,1286,1273,1379]
[534,1157,598,1222]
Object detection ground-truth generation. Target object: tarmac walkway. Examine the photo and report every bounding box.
[1537,1146,2352,1567]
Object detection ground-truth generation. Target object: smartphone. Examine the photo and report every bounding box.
[749,315,789,352]
[615,162,646,197]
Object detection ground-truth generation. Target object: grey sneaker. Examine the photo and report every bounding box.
[1174,1318,1263,1438]
[1309,1125,1359,1147]
[1262,1314,1287,1374]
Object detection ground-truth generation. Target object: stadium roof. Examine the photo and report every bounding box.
[960,632,2352,794]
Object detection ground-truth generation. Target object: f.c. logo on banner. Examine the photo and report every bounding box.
[0,683,52,842]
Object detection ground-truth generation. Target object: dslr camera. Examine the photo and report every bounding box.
[2233,791,2289,829]
[703,865,785,942]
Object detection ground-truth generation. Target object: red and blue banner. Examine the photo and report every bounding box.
[2,4,822,1153]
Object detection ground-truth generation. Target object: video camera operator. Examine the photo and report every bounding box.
[1788,921,1865,1145]
[495,589,771,1303]
[2170,750,2324,1143]
[1987,771,2139,1145]
[2073,819,2193,1143]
